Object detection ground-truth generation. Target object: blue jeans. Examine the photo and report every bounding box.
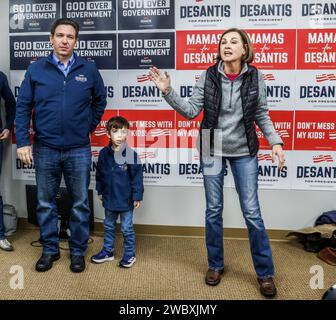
[0,140,5,240]
[33,144,91,256]
[0,196,4,240]
[202,155,274,279]
[103,209,135,259]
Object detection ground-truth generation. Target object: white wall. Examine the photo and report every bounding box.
[1,0,334,231]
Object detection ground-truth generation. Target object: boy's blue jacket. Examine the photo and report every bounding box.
[15,53,107,149]
[96,143,144,211]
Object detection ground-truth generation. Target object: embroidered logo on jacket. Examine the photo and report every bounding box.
[75,74,87,82]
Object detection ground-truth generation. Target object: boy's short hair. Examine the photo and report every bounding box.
[106,116,130,132]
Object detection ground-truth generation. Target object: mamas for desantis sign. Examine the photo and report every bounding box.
[176,30,222,70]
[297,29,336,70]
[247,29,296,70]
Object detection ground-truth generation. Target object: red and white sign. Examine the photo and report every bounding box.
[247,29,296,69]
[297,29,336,69]
[176,112,203,148]
[176,30,222,70]
[119,110,176,149]
[294,111,336,150]
[91,109,118,147]
[257,110,294,150]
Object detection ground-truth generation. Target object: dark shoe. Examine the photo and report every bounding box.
[70,255,85,273]
[205,268,224,286]
[258,277,277,298]
[35,252,60,272]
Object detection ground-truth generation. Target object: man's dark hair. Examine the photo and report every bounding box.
[50,18,80,38]
[106,116,130,132]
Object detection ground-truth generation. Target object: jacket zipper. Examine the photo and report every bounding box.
[229,81,233,109]
[62,76,66,148]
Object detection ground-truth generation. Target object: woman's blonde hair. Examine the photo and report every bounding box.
[216,28,254,64]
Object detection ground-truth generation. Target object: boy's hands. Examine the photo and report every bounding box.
[134,201,141,209]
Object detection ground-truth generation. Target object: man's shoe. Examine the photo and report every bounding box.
[70,255,85,273]
[258,277,277,298]
[91,249,114,264]
[0,239,14,251]
[35,252,60,272]
[205,268,224,286]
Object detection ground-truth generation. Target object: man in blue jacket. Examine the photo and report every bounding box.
[15,18,107,273]
[0,71,16,252]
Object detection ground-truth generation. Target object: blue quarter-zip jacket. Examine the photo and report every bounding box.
[96,144,144,212]
[15,53,107,149]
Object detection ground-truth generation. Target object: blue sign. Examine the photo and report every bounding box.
[118,0,174,30]
[118,32,175,69]
[62,0,116,31]
[9,0,60,33]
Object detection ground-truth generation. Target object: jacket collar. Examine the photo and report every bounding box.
[46,52,84,73]
[107,142,127,156]
[218,61,248,79]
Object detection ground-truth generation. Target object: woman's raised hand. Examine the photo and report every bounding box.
[149,66,171,95]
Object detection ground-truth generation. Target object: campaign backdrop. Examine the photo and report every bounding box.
[9,0,336,190]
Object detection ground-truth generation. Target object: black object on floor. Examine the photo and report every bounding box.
[322,284,336,300]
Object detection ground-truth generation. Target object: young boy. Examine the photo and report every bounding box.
[91,116,144,268]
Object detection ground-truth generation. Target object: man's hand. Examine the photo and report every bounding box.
[0,129,10,140]
[134,201,141,209]
[17,146,33,165]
